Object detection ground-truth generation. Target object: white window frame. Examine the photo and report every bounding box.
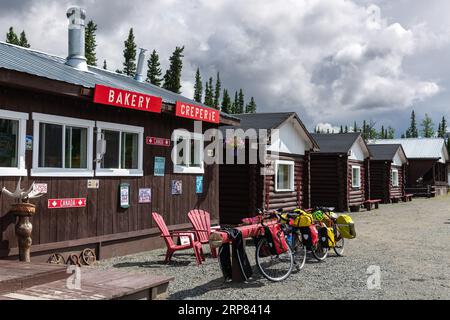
[172,129,205,174]
[392,169,399,187]
[352,165,361,188]
[275,160,295,192]
[31,113,94,177]
[0,109,28,176]
[95,121,144,177]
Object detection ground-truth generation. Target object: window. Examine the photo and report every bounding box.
[0,109,28,176]
[275,160,295,192]
[352,166,361,188]
[392,169,399,187]
[172,129,204,174]
[32,113,94,177]
[96,121,143,176]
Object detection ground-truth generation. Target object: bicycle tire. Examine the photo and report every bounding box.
[333,228,345,256]
[311,241,328,261]
[255,237,294,282]
[291,232,307,271]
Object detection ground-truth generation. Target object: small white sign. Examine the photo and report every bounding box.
[33,183,47,194]
[87,179,99,189]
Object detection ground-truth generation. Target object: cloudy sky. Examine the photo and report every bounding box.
[1,0,449,135]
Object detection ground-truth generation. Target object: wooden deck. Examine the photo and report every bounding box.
[0,261,173,300]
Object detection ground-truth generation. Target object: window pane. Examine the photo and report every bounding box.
[277,164,291,190]
[39,123,62,168]
[102,130,120,169]
[65,126,87,169]
[121,132,138,169]
[352,168,360,187]
[190,139,201,167]
[0,119,18,167]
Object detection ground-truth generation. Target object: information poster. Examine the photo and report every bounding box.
[196,176,203,194]
[171,180,182,195]
[154,157,166,177]
[119,183,130,209]
[139,188,152,203]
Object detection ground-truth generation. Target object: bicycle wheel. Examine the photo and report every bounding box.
[333,228,345,256]
[291,232,307,271]
[255,237,294,282]
[311,241,328,261]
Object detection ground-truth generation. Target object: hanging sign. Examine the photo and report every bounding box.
[33,183,47,194]
[93,84,162,114]
[48,198,86,209]
[119,183,130,209]
[154,157,166,177]
[146,136,171,147]
[175,101,219,124]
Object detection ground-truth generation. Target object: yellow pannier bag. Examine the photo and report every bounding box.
[336,214,356,239]
[326,227,335,247]
[292,212,314,228]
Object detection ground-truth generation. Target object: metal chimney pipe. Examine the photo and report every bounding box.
[134,48,147,82]
[65,6,88,71]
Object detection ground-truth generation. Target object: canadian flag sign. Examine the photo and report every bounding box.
[48,198,86,209]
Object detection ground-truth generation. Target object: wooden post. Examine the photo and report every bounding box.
[10,203,36,262]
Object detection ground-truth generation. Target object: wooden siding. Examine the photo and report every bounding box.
[0,86,219,257]
[347,159,366,207]
[369,161,405,203]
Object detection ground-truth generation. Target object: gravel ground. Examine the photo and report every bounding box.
[95,196,450,300]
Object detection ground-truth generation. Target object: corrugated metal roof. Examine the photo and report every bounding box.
[0,41,238,120]
[310,133,361,153]
[370,138,449,162]
[367,144,404,161]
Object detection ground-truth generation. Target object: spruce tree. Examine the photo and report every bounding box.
[353,121,358,133]
[401,133,406,139]
[236,89,245,114]
[245,97,257,113]
[406,110,418,138]
[387,127,395,139]
[221,89,232,114]
[193,68,203,102]
[6,27,19,45]
[18,31,30,48]
[380,126,385,139]
[162,46,185,94]
[103,60,107,70]
[85,21,97,66]
[203,77,214,107]
[339,125,343,134]
[421,113,435,138]
[203,81,210,106]
[438,116,447,138]
[122,28,137,76]
[344,125,349,133]
[213,72,221,109]
[232,91,239,114]
[146,50,162,86]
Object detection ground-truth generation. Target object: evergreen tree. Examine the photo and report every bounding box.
[122,28,137,76]
[203,80,210,106]
[236,89,245,114]
[353,121,358,133]
[193,68,203,102]
[406,110,418,138]
[245,97,257,113]
[103,59,107,70]
[401,133,406,139]
[387,127,395,139]
[344,125,349,133]
[163,46,185,94]
[146,50,162,86]
[421,113,435,138]
[221,89,232,114]
[339,125,343,134]
[213,72,221,109]
[6,27,19,45]
[438,116,447,138]
[203,77,214,108]
[232,91,239,114]
[85,21,97,66]
[18,31,30,48]
[379,125,385,139]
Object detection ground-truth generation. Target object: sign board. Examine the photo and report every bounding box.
[196,176,203,194]
[171,180,182,195]
[119,183,130,209]
[154,157,166,177]
[48,198,86,209]
[138,188,152,204]
[175,101,219,124]
[93,84,162,114]
[26,135,33,151]
[87,179,99,189]
[33,183,47,194]
[146,136,171,147]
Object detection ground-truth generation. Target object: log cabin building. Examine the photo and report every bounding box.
[219,113,319,225]
[367,144,408,203]
[370,139,449,197]
[310,133,371,212]
[0,7,239,261]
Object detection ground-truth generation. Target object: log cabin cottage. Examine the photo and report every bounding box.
[367,144,408,203]
[219,113,319,225]
[370,139,449,197]
[310,133,371,212]
[0,7,239,261]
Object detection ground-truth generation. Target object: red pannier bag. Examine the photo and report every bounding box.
[264,224,289,255]
[300,225,319,248]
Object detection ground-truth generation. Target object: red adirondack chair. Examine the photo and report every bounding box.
[152,212,204,265]
[187,209,217,258]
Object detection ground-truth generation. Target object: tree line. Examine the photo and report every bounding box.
[6,23,256,114]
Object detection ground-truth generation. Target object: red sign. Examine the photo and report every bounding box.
[48,198,86,209]
[146,136,171,147]
[175,101,219,124]
[93,84,162,114]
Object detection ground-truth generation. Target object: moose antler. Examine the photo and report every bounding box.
[1,177,44,202]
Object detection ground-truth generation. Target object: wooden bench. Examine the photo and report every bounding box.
[363,199,382,211]
[402,194,413,202]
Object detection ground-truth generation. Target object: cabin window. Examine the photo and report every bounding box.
[31,113,94,177]
[172,129,204,174]
[0,109,28,176]
[96,121,144,177]
[392,169,399,187]
[275,160,295,192]
[352,166,361,188]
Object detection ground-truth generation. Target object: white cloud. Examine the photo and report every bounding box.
[316,123,340,133]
